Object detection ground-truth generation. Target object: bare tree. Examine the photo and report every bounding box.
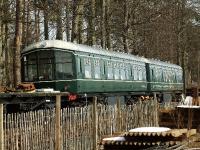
[87,0,96,45]
[13,0,23,87]
[65,0,70,41]
[56,0,63,40]
[0,0,199,88]
[105,0,111,49]
[100,0,106,48]
[123,0,129,53]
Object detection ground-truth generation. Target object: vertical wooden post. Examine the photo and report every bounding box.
[116,96,121,132]
[93,96,97,150]
[198,51,200,99]
[187,108,193,130]
[153,93,158,126]
[55,95,61,150]
[0,103,3,150]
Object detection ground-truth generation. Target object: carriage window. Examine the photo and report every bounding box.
[107,67,113,79]
[134,66,139,80]
[151,68,154,81]
[171,71,175,83]
[125,64,130,80]
[125,69,129,80]
[38,52,54,80]
[156,69,161,82]
[84,58,92,78]
[55,51,73,79]
[102,61,106,75]
[155,68,161,82]
[176,72,179,82]
[121,69,125,80]
[138,67,143,81]
[94,59,100,79]
[77,58,82,73]
[166,70,170,82]
[177,71,183,83]
[160,69,164,82]
[26,53,37,81]
[143,68,146,81]
[131,66,134,78]
[162,70,165,82]
[114,62,120,80]
[168,70,172,82]
[114,68,120,80]
[107,61,113,79]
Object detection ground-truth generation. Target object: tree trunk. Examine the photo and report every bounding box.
[177,0,187,93]
[65,0,70,41]
[123,0,129,53]
[101,0,106,48]
[198,51,200,93]
[77,0,84,44]
[105,0,111,49]
[1,0,11,86]
[87,0,96,46]
[35,6,40,42]
[44,9,49,40]
[71,0,77,42]
[4,24,11,86]
[56,0,63,40]
[22,0,26,47]
[91,0,96,45]
[13,0,22,87]
[71,0,84,43]
[0,0,4,85]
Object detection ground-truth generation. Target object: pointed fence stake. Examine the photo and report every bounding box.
[0,103,3,150]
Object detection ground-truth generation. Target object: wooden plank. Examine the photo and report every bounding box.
[168,129,187,137]
[93,96,97,150]
[186,129,197,137]
[0,103,3,150]
[116,96,121,132]
[0,92,69,104]
[55,95,61,150]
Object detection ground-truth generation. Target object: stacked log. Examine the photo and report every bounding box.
[0,86,15,93]
[16,83,35,92]
[0,86,6,93]
[0,83,35,93]
[101,128,196,150]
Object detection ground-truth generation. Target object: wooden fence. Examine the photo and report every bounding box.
[3,99,158,150]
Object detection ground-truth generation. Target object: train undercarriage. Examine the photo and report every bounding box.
[2,90,183,113]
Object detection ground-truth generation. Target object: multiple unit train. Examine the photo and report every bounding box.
[21,40,183,104]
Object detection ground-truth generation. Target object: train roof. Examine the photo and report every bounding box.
[22,40,182,69]
[147,59,182,69]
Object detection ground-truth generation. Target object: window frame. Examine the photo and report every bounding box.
[84,57,92,79]
[55,51,74,80]
[94,59,101,79]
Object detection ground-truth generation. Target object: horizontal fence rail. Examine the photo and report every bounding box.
[3,99,158,150]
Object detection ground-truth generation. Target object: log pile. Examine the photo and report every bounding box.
[16,83,35,92]
[101,128,196,150]
[0,86,15,93]
[0,83,35,93]
[0,86,6,92]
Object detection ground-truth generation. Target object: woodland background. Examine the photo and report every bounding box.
[0,0,200,89]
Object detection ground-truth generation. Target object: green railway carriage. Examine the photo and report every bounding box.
[21,40,183,102]
[145,60,183,92]
[21,40,147,95]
